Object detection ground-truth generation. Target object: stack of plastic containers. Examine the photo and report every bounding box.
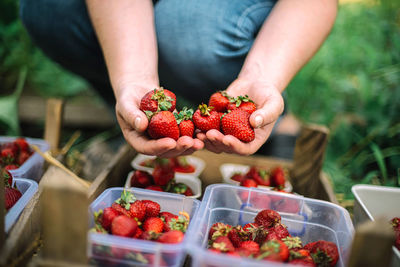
[187,184,355,267]
[88,187,200,267]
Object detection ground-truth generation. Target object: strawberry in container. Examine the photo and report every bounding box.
[2,169,22,211]
[0,138,33,170]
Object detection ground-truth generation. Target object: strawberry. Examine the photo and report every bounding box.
[145,185,164,192]
[160,211,178,220]
[245,166,258,179]
[255,209,281,228]
[17,151,31,165]
[192,104,220,132]
[272,196,300,213]
[265,224,290,241]
[130,170,153,188]
[14,138,30,152]
[2,169,13,187]
[289,248,315,266]
[208,222,232,240]
[165,214,189,233]
[170,183,194,196]
[111,215,138,237]
[240,240,260,254]
[227,95,256,114]
[130,200,146,221]
[158,230,184,244]
[5,164,19,171]
[391,217,400,231]
[175,107,195,137]
[243,222,259,233]
[147,111,180,141]
[140,88,176,112]
[101,207,119,231]
[133,227,143,239]
[282,236,303,249]
[305,240,339,267]
[252,168,271,186]
[221,109,255,143]
[172,157,195,173]
[139,230,160,241]
[143,217,164,233]
[270,166,286,189]
[142,199,160,218]
[227,227,244,248]
[211,236,235,252]
[240,178,257,188]
[5,186,22,210]
[1,148,15,164]
[258,239,289,262]
[152,161,175,186]
[230,173,244,183]
[208,91,231,112]
[111,190,137,217]
[289,258,316,266]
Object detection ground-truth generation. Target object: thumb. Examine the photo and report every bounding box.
[250,93,284,128]
[118,102,149,132]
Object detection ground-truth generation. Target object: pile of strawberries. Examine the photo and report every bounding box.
[391,217,400,251]
[140,88,257,143]
[0,138,33,171]
[140,156,196,174]
[131,158,194,196]
[232,165,288,190]
[2,169,22,211]
[93,190,189,245]
[207,209,339,267]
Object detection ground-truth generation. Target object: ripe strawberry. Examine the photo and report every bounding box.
[172,157,195,173]
[391,217,400,231]
[230,173,244,183]
[101,207,119,231]
[142,199,160,218]
[236,247,254,257]
[240,240,260,254]
[192,104,220,132]
[111,215,138,237]
[17,151,31,165]
[265,224,290,241]
[130,200,146,221]
[221,109,255,143]
[14,138,30,152]
[111,190,137,217]
[255,209,281,228]
[208,91,231,112]
[282,236,303,249]
[147,111,180,141]
[143,217,164,233]
[208,222,232,240]
[1,148,15,163]
[160,211,178,221]
[227,227,244,248]
[211,236,235,252]
[139,230,160,241]
[240,178,257,188]
[243,222,259,233]
[227,95,256,115]
[5,164,18,170]
[145,185,164,192]
[270,166,286,189]
[2,169,13,187]
[252,168,271,186]
[175,107,195,137]
[5,186,22,210]
[164,214,189,233]
[152,158,175,186]
[130,170,153,188]
[158,230,184,244]
[304,240,339,267]
[170,183,193,196]
[133,227,143,239]
[140,88,176,112]
[289,258,316,266]
[258,239,289,262]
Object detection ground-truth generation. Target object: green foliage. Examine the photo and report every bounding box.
[286,2,400,198]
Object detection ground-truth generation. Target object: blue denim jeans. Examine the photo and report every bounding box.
[20,0,276,106]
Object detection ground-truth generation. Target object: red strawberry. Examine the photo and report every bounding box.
[139,230,160,241]
[255,209,281,228]
[243,222,259,233]
[289,258,316,266]
[227,227,244,248]
[145,185,164,192]
[192,104,220,132]
[14,138,30,152]
[266,224,290,241]
[164,214,189,233]
[101,207,119,231]
[245,166,258,179]
[152,158,175,186]
[130,200,146,221]
[17,151,31,165]
[258,239,289,262]
[282,236,303,249]
[240,178,257,188]
[391,217,400,231]
[5,186,22,210]
[5,164,18,171]
[147,111,180,141]
[289,248,315,266]
[111,215,138,237]
[305,240,339,267]
[170,183,194,196]
[252,168,271,186]
[172,157,195,173]
[140,88,176,112]
[142,200,160,218]
[221,109,255,143]
[143,217,164,233]
[208,91,231,112]
[130,170,153,188]
[211,236,235,252]
[158,230,184,244]
[2,169,13,187]
[175,107,195,137]
[270,166,286,189]
[230,173,244,183]
[111,190,137,217]
[160,211,178,221]
[240,240,260,254]
[133,227,143,239]
[227,95,256,115]
[236,247,254,257]
[1,148,15,163]
[208,222,232,240]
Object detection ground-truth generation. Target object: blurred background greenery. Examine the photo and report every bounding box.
[0,0,399,198]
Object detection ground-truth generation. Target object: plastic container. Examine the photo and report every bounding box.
[125,171,202,199]
[187,184,354,267]
[5,178,39,233]
[0,136,50,182]
[352,184,400,266]
[88,187,200,267]
[131,154,205,178]
[220,163,293,192]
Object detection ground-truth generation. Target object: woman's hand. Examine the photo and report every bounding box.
[197,78,284,155]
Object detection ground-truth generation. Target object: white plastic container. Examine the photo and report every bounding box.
[220,163,293,192]
[5,178,39,233]
[89,187,200,267]
[125,171,202,199]
[131,154,205,178]
[0,136,49,182]
[187,184,354,267]
[352,184,400,266]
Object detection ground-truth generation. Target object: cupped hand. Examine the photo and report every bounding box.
[115,84,204,157]
[197,78,284,155]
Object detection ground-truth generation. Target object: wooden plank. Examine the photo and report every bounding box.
[44,98,64,154]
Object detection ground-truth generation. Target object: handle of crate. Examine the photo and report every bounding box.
[44,98,64,155]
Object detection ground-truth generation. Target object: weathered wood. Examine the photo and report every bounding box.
[290,124,330,200]
[0,172,5,250]
[348,218,395,267]
[44,98,64,155]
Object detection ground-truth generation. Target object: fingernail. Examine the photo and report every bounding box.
[134,117,141,130]
[254,115,263,128]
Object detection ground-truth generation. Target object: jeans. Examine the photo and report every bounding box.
[20,0,276,107]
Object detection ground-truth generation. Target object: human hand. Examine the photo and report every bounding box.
[197,78,284,155]
[115,83,204,157]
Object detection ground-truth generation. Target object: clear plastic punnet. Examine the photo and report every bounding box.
[5,178,39,233]
[88,187,200,267]
[187,184,354,267]
[0,136,50,182]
